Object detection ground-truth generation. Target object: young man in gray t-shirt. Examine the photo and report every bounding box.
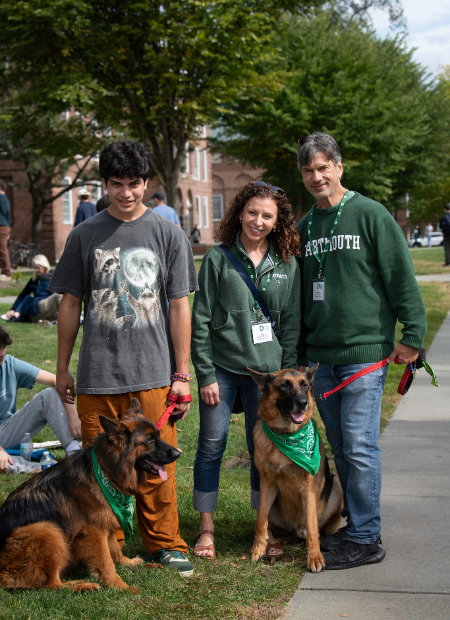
[49,141,198,576]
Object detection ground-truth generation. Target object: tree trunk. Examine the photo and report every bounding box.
[163,158,182,213]
[31,200,44,251]
[29,187,52,252]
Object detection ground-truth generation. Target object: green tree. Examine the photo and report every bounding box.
[0,98,108,249]
[409,67,450,222]
[212,13,450,216]
[0,0,324,210]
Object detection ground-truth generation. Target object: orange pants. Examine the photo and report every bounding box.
[77,388,188,555]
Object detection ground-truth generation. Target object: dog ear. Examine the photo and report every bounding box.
[99,415,128,436]
[247,367,273,390]
[125,397,145,419]
[306,363,319,383]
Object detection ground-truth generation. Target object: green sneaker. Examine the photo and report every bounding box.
[145,550,194,577]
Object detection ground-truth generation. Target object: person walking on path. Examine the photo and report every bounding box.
[190,225,201,244]
[48,141,198,576]
[424,222,434,247]
[191,181,301,560]
[439,203,450,266]
[149,191,181,227]
[0,179,11,280]
[73,188,96,227]
[296,132,427,570]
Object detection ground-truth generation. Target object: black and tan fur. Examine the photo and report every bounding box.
[249,367,343,572]
[0,398,179,593]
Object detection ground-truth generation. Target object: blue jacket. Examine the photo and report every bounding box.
[12,271,54,316]
[74,201,96,227]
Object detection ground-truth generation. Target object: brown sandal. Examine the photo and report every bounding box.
[193,529,216,560]
[266,541,285,559]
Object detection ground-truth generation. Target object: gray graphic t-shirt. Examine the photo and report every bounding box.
[49,208,198,394]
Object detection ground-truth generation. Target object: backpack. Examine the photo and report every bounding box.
[440,213,450,235]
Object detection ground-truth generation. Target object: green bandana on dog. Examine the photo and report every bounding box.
[92,449,134,542]
[263,418,321,475]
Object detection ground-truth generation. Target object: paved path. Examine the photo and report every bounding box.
[0,296,17,304]
[416,273,450,282]
[287,311,450,620]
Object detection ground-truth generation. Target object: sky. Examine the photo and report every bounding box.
[370,0,450,76]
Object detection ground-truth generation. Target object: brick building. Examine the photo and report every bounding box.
[0,126,216,262]
[211,155,264,235]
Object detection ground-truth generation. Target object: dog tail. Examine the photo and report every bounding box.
[0,522,70,589]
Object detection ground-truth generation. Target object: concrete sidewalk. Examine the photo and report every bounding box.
[287,311,450,620]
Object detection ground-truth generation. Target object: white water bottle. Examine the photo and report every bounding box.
[40,451,53,470]
[20,432,33,461]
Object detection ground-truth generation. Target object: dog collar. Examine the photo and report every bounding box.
[92,449,134,542]
[263,418,321,475]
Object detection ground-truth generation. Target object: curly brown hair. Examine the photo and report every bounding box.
[215,182,301,262]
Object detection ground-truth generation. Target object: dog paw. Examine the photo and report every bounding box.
[74,582,101,592]
[128,556,144,566]
[130,586,140,594]
[251,541,267,562]
[307,553,325,573]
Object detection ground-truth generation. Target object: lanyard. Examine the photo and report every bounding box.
[240,251,278,316]
[307,189,349,277]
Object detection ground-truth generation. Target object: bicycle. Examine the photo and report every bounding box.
[8,239,39,269]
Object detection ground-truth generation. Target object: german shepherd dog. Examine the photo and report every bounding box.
[249,367,343,572]
[0,398,179,593]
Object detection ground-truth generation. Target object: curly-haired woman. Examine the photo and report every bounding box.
[191,181,301,560]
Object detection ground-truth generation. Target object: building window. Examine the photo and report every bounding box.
[62,177,73,224]
[194,148,200,180]
[203,196,209,228]
[91,181,102,202]
[201,125,207,138]
[185,143,190,174]
[212,194,224,221]
[202,150,208,182]
[195,195,202,228]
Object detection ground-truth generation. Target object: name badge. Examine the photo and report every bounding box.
[313,277,325,301]
[251,320,273,345]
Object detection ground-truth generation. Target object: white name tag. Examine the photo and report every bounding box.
[251,321,273,344]
[313,278,325,301]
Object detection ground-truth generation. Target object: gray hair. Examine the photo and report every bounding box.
[297,132,342,170]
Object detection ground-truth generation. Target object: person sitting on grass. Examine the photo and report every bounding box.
[3,255,62,324]
[0,326,81,473]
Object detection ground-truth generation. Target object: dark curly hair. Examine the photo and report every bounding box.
[99,141,150,184]
[215,182,301,262]
[0,326,13,348]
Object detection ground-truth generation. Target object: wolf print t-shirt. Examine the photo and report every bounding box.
[48,209,198,394]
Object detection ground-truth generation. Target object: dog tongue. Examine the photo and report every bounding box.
[155,464,167,481]
[291,411,305,424]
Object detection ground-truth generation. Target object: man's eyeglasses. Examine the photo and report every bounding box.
[253,180,285,196]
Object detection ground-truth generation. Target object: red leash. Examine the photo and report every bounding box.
[316,357,392,401]
[156,392,192,430]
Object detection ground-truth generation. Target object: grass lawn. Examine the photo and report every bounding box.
[0,269,33,298]
[0,281,449,620]
[409,246,449,275]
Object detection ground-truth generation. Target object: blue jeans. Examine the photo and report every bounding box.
[309,360,388,544]
[193,365,261,513]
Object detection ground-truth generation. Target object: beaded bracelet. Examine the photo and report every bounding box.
[170,372,192,383]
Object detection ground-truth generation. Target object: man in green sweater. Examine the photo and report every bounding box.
[296,132,426,570]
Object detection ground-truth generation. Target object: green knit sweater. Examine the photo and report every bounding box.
[191,236,301,387]
[296,192,427,366]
